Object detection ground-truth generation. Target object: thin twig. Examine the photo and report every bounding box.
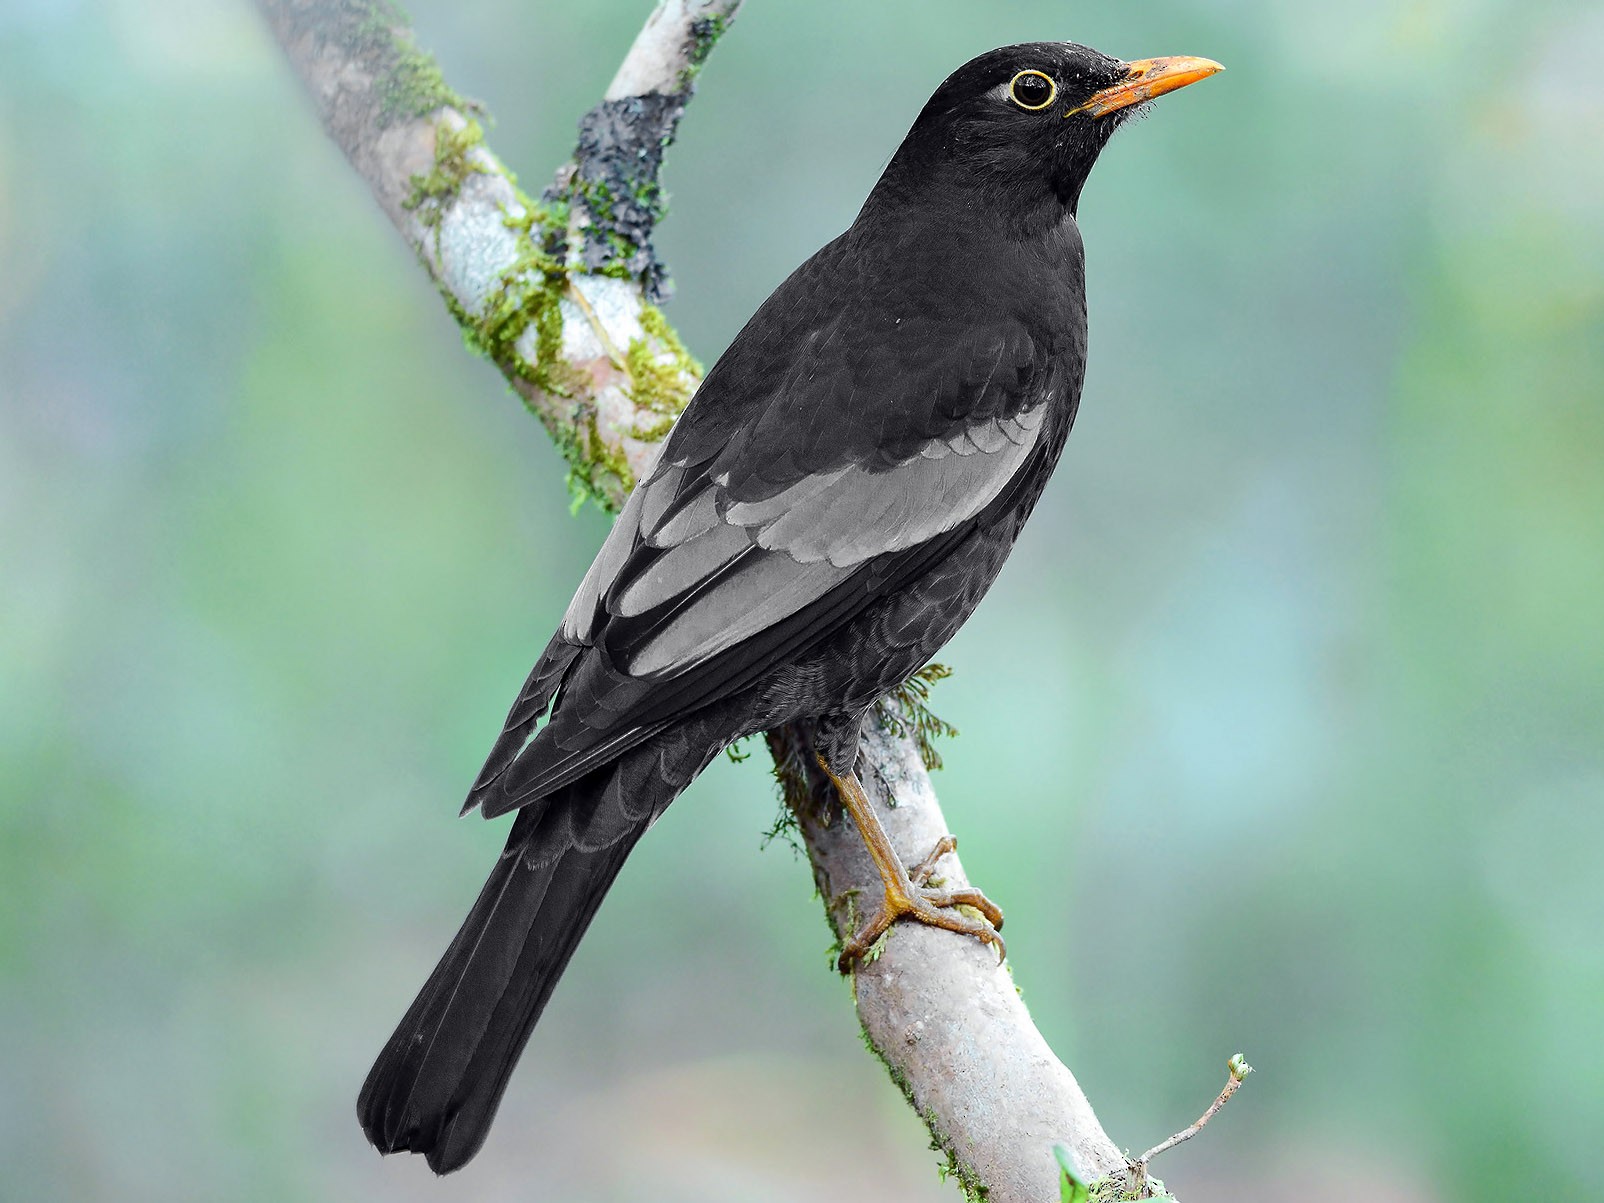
[1131,1053,1254,1188]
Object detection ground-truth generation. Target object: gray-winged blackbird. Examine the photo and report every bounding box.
[359,41,1221,1173]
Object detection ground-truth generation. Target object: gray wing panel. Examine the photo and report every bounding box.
[559,409,1044,681]
[733,414,1043,567]
[620,551,854,676]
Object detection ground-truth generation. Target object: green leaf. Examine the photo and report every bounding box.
[1054,1145,1090,1203]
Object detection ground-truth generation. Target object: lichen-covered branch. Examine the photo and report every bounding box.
[257,3,1153,1199]
[254,0,721,506]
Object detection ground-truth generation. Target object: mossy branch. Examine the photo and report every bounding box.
[254,0,733,509]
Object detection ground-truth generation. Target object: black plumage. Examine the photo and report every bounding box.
[359,41,1221,1173]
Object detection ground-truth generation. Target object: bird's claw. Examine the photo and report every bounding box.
[909,835,958,886]
[837,835,1006,972]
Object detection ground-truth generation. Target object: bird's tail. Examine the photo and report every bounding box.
[357,749,680,1173]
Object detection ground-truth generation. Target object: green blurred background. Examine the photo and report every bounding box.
[3,0,1601,1199]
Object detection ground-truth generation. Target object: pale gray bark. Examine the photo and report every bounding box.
[255,2,1140,1198]
[772,716,1129,1198]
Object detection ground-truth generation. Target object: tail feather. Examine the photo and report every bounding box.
[357,785,651,1174]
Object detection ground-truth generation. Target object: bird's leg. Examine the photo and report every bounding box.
[816,755,1004,972]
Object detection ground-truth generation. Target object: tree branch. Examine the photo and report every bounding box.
[769,719,1129,1199]
[256,2,1144,1197]
[255,0,720,505]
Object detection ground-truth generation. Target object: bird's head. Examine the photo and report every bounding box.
[869,42,1222,224]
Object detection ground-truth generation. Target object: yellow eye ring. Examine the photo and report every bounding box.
[1008,69,1057,112]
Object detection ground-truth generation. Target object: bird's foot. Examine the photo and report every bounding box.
[837,835,1005,972]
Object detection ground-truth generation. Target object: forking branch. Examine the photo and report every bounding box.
[253,2,1223,1197]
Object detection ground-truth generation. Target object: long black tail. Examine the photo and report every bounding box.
[357,752,674,1173]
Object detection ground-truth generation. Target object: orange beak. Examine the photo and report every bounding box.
[1067,55,1224,118]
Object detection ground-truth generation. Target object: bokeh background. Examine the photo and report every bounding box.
[4,0,1602,1199]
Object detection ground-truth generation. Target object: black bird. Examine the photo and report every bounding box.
[359,41,1221,1173]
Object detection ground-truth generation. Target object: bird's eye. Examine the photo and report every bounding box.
[1008,70,1057,112]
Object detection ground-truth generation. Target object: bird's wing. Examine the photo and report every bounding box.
[468,244,1065,815]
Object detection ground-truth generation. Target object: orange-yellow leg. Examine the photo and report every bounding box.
[817,755,1005,972]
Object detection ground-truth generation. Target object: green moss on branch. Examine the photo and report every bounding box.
[283,0,469,126]
[295,2,705,511]
[623,302,703,440]
[372,26,467,124]
[403,118,486,228]
[878,664,959,772]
